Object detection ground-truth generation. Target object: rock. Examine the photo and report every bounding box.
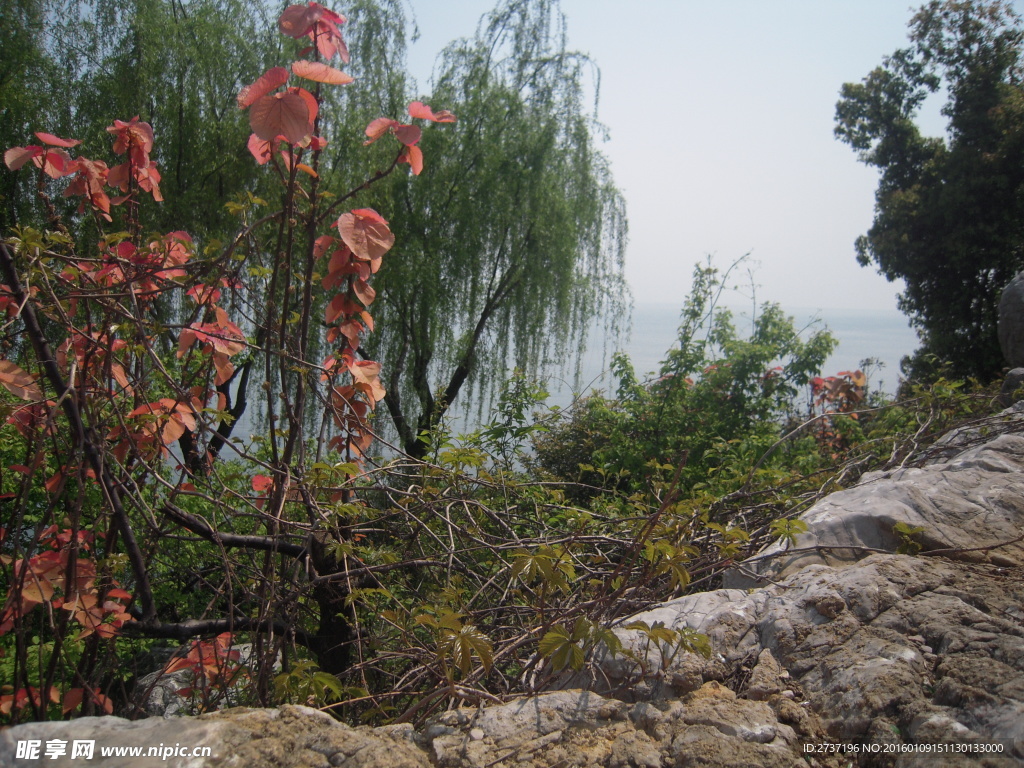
[132,643,278,718]
[576,554,1023,765]
[0,706,431,768]
[999,368,1024,407]
[999,271,1024,367]
[723,427,1024,588]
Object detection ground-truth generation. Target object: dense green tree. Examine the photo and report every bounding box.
[533,260,836,499]
[1,0,281,239]
[835,0,1024,380]
[0,0,65,228]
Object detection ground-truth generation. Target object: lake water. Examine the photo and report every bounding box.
[542,302,919,411]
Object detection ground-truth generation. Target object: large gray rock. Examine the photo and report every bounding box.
[722,426,1024,589]
[999,271,1024,367]
[571,554,1023,766]
[999,368,1024,407]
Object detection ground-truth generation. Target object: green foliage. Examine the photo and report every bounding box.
[835,0,1024,381]
[274,661,346,706]
[533,258,837,497]
[769,518,809,548]
[894,521,928,555]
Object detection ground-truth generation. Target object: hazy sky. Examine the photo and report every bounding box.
[400,1,1017,313]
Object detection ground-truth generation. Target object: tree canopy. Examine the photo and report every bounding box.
[2,0,626,456]
[360,0,628,456]
[835,0,1024,380]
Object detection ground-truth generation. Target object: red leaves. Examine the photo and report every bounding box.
[238,54,352,156]
[126,398,199,447]
[0,360,43,401]
[63,158,111,220]
[162,633,243,698]
[407,101,457,123]
[0,527,133,640]
[104,116,163,203]
[249,90,314,144]
[6,120,167,217]
[291,60,353,85]
[237,66,291,109]
[317,211,393,460]
[337,209,394,265]
[61,688,113,716]
[3,132,80,178]
[400,145,424,175]
[107,117,154,166]
[363,102,456,175]
[178,307,247,386]
[349,360,385,405]
[3,146,73,179]
[0,687,61,717]
[34,131,82,148]
[278,3,349,62]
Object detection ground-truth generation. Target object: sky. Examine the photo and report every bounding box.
[398,0,1002,314]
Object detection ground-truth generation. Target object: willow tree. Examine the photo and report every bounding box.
[0,0,66,228]
[1,0,281,240]
[363,0,628,456]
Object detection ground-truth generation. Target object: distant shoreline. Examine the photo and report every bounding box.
[544,301,918,409]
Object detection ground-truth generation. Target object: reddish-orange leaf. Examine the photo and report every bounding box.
[252,474,274,492]
[36,148,73,178]
[408,101,457,123]
[400,145,424,175]
[349,360,386,404]
[177,328,197,358]
[337,209,394,262]
[20,578,54,606]
[213,352,235,387]
[249,91,311,144]
[62,688,84,715]
[352,278,376,307]
[313,234,337,259]
[364,117,397,145]
[394,124,421,147]
[35,132,81,148]
[325,293,349,324]
[292,87,319,124]
[291,60,354,85]
[3,146,36,171]
[278,3,323,37]
[295,163,318,177]
[247,133,277,165]
[238,67,291,109]
[3,145,72,177]
[0,361,43,401]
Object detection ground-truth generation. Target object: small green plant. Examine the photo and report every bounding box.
[539,617,623,673]
[769,518,809,548]
[274,660,345,707]
[894,522,927,555]
[623,620,712,675]
[414,610,494,680]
